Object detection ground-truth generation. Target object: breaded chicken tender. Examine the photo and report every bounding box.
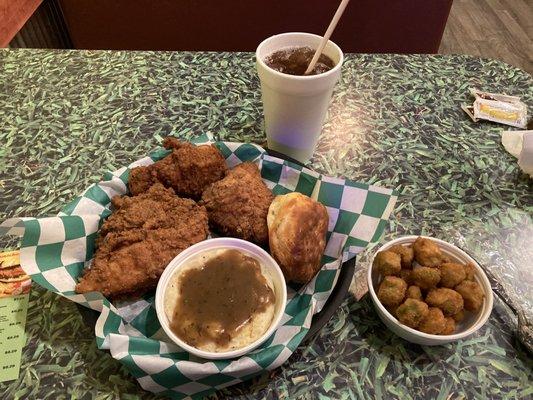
[411,267,441,290]
[426,288,464,316]
[76,184,209,298]
[129,137,227,199]
[455,281,484,312]
[389,244,414,269]
[373,250,402,276]
[377,276,407,307]
[396,299,429,328]
[413,237,444,267]
[201,162,274,245]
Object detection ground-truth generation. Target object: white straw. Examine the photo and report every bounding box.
[304,0,351,75]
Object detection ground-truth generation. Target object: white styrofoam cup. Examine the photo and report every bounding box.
[256,32,344,163]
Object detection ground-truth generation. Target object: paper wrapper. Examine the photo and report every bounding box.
[0,135,397,399]
[469,88,528,128]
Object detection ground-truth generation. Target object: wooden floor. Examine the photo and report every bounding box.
[439,0,533,74]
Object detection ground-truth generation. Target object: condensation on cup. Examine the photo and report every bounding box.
[256,32,344,163]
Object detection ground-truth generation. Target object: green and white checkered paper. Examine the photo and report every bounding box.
[1,135,397,399]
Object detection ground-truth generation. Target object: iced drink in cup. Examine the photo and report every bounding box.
[256,32,343,163]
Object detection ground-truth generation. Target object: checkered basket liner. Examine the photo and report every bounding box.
[1,134,397,399]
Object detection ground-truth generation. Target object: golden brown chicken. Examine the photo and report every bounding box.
[200,162,274,245]
[76,184,209,298]
[128,137,227,199]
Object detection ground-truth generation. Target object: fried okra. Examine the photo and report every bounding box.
[396,299,429,328]
[374,237,486,337]
[389,244,414,269]
[441,317,456,335]
[452,309,465,323]
[373,251,402,276]
[440,262,466,288]
[413,237,444,267]
[418,307,446,334]
[411,267,441,290]
[426,288,464,316]
[406,285,423,301]
[400,269,413,285]
[463,263,476,281]
[377,276,407,307]
[455,280,484,312]
[386,305,399,318]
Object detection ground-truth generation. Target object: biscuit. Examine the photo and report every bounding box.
[267,193,329,283]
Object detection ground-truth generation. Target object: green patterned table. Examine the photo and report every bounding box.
[1,49,532,399]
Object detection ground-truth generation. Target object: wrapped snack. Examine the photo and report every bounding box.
[469,88,521,104]
[474,99,527,128]
[469,88,527,128]
[461,104,478,122]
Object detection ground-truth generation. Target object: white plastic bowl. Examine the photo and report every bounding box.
[155,238,287,359]
[367,235,493,345]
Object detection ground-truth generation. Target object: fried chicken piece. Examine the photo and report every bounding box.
[200,162,274,245]
[76,184,209,298]
[128,137,227,199]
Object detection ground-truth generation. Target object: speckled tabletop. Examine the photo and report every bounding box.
[0,49,532,400]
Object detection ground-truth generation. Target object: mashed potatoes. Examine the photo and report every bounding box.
[164,248,276,352]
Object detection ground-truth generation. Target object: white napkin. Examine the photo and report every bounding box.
[501,130,533,177]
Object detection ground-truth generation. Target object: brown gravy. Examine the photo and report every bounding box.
[169,249,275,348]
